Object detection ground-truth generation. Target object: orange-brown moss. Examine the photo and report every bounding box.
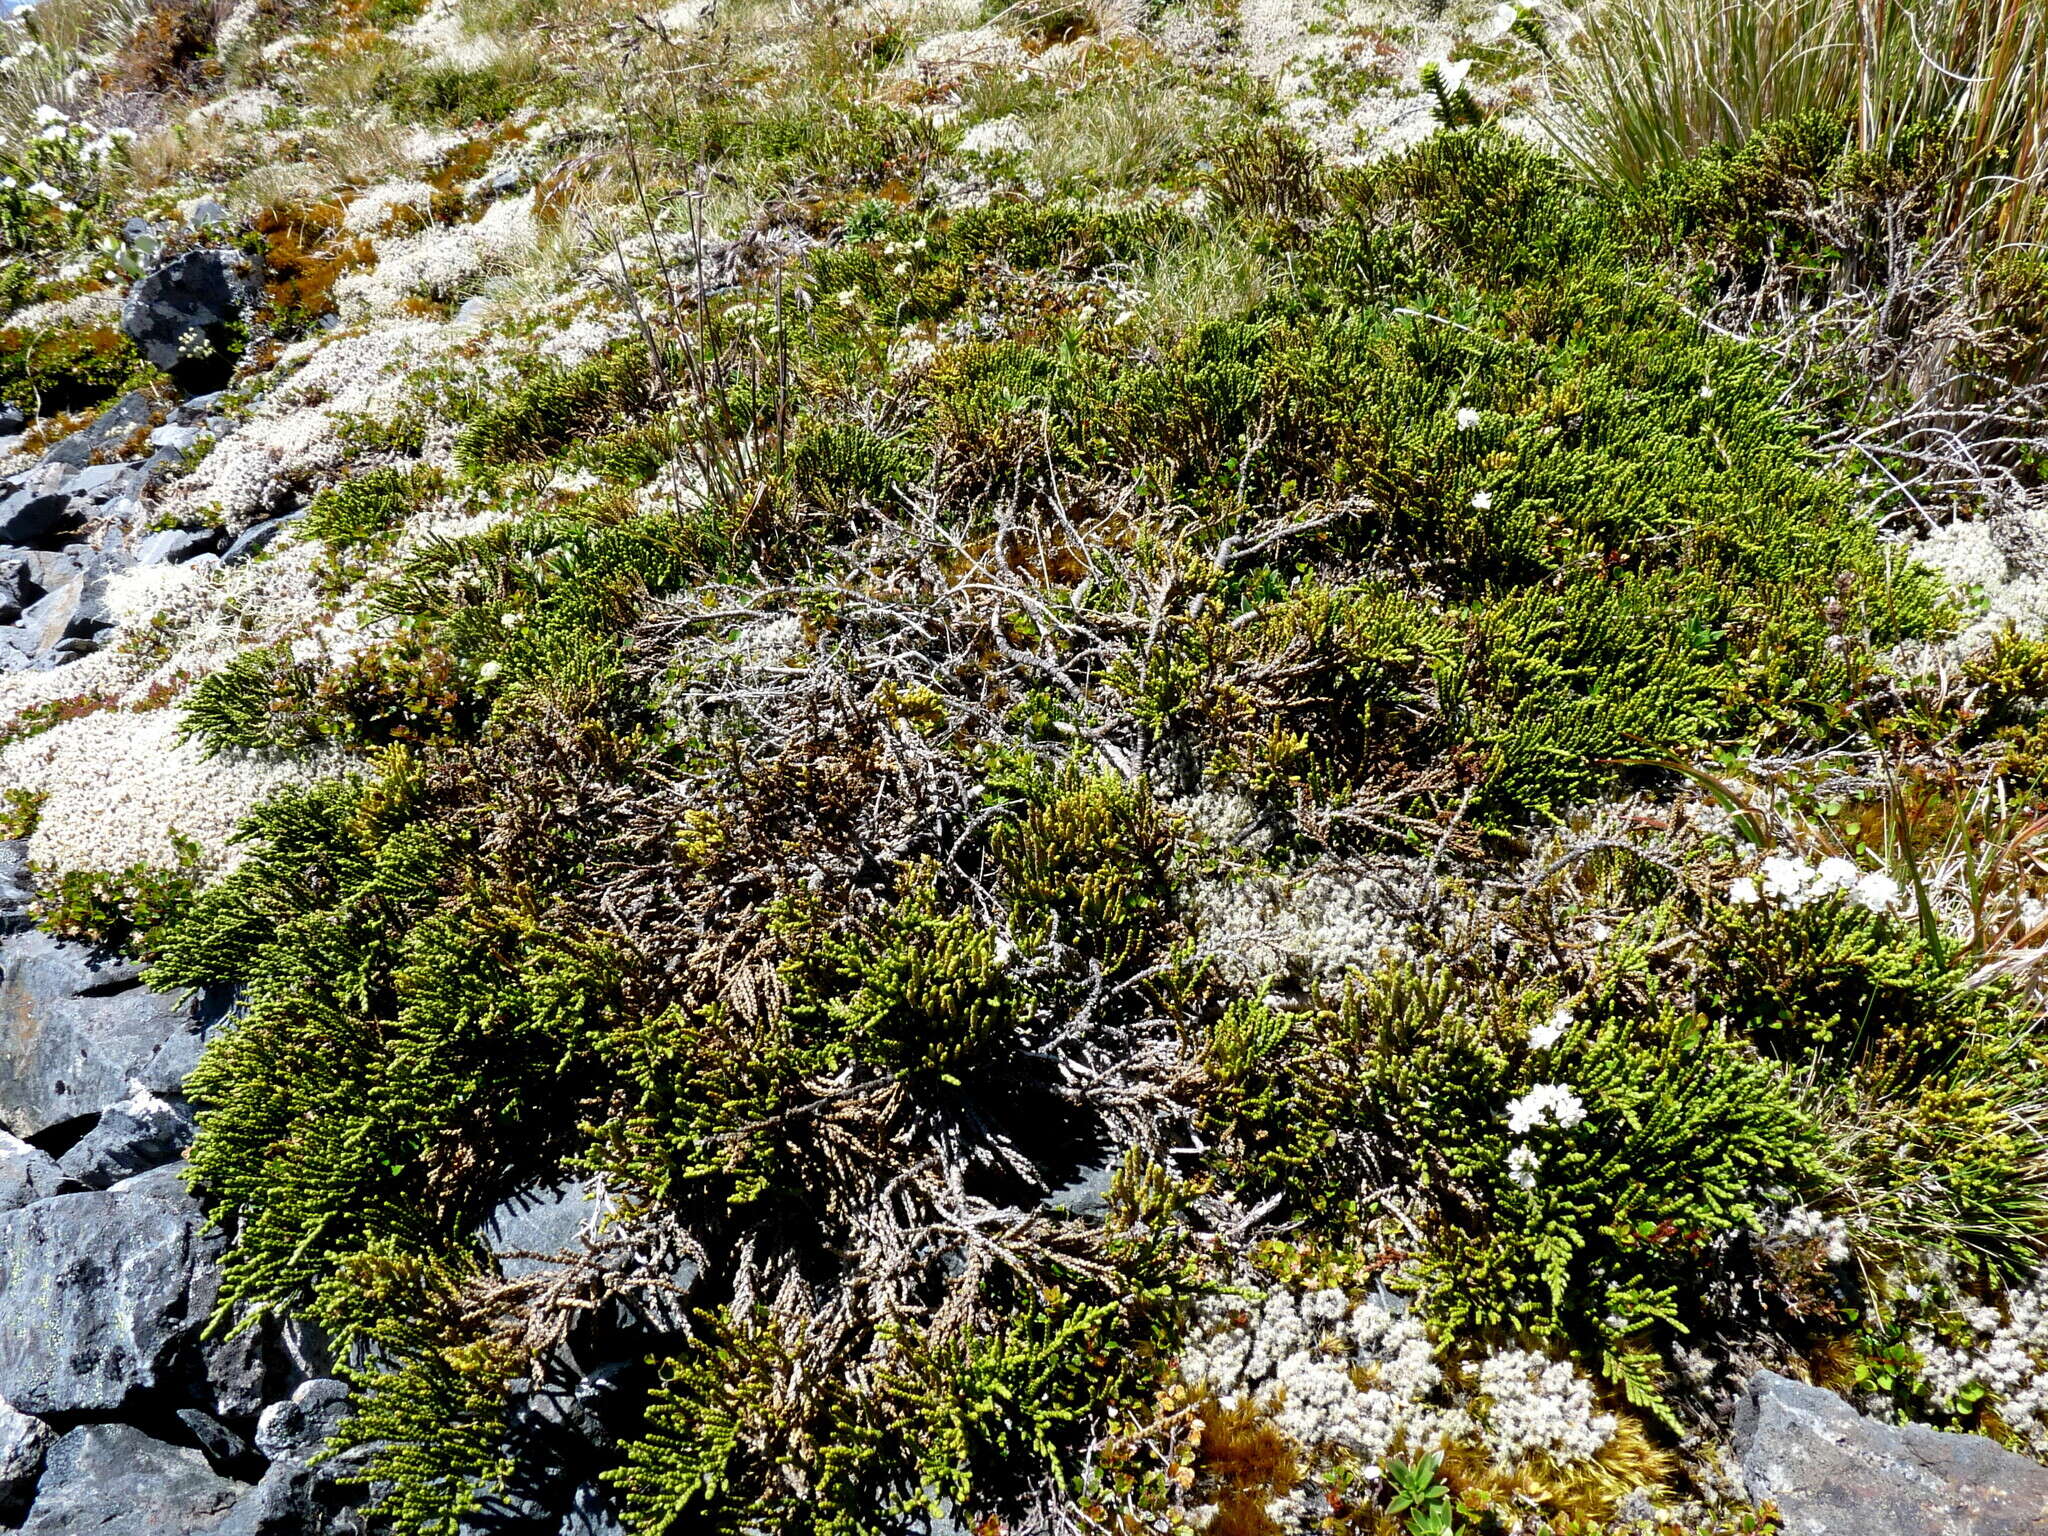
[253,199,377,325]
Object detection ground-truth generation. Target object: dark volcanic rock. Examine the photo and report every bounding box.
[0,1396,52,1522]
[0,929,207,1138]
[39,392,155,471]
[1735,1370,2048,1534]
[0,1131,64,1212]
[55,1085,197,1189]
[17,1423,245,1534]
[121,250,261,388]
[484,1179,605,1278]
[0,489,81,548]
[558,1483,626,1535]
[0,1188,204,1414]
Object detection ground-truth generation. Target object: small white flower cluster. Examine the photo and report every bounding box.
[1505,1083,1584,1135]
[1473,1349,1616,1466]
[1727,854,1902,915]
[1762,1205,1850,1265]
[1503,1080,1585,1191]
[1527,1004,1571,1051]
[1915,1272,2048,1453]
[1179,1286,1465,1467]
[1189,866,1416,986]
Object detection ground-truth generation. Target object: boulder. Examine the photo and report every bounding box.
[253,1377,351,1463]
[219,511,303,566]
[55,1085,196,1189]
[0,1132,64,1211]
[0,1188,204,1414]
[16,1423,246,1534]
[216,1380,363,1536]
[484,1178,607,1279]
[0,556,42,622]
[0,490,79,549]
[136,525,222,564]
[0,1396,52,1522]
[121,250,260,388]
[559,1483,627,1535]
[39,392,155,471]
[0,840,32,928]
[1735,1370,2048,1535]
[0,929,208,1138]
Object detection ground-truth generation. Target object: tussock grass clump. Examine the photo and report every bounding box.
[1550,0,2048,250]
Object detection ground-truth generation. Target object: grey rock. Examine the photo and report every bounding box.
[0,1395,52,1521]
[107,1161,193,1201]
[60,462,130,500]
[136,525,222,564]
[0,403,23,436]
[40,392,154,471]
[220,1383,364,1536]
[253,1377,351,1463]
[121,249,260,385]
[220,512,303,565]
[0,840,32,925]
[1041,1157,1116,1219]
[0,1132,64,1212]
[0,928,205,1137]
[1735,1370,2048,1535]
[177,1407,253,1471]
[0,555,40,621]
[0,1188,203,1413]
[559,1483,626,1535]
[176,391,227,418]
[0,491,78,548]
[0,1171,277,1423]
[185,198,232,229]
[20,574,113,661]
[17,1423,244,1534]
[484,1178,605,1278]
[148,421,203,452]
[55,1085,196,1189]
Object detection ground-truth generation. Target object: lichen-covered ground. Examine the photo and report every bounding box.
[4,0,2048,1528]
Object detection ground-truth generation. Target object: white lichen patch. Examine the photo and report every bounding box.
[0,709,333,875]
[157,319,451,531]
[1916,1271,2048,1455]
[1189,863,1420,985]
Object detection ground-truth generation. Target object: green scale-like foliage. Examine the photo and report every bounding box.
[1199,964,1826,1418]
[910,132,1947,825]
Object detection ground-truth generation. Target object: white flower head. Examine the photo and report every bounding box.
[1456,406,1482,430]
[1423,55,1473,94]
[1728,876,1760,905]
[1759,854,1809,901]
[1481,3,1519,40]
[1471,489,1494,510]
[1810,856,1858,897]
[1507,1144,1539,1189]
[1529,1005,1570,1051]
[1506,1083,1586,1135]
[1854,870,1902,913]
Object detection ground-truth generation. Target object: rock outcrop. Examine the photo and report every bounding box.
[120,249,262,390]
[1736,1370,2048,1535]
